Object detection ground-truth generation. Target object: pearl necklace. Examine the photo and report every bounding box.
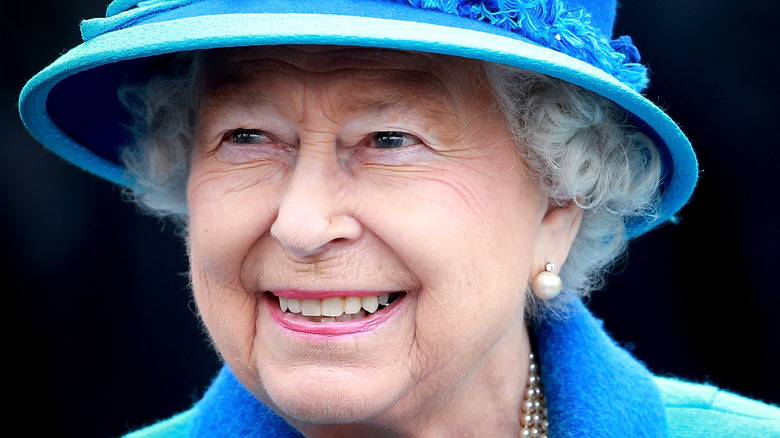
[520,352,548,437]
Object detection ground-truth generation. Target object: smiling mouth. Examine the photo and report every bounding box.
[271,292,403,323]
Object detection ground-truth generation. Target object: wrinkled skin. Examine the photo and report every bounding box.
[187,45,582,437]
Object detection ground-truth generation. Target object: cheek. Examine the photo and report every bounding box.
[187,166,281,380]
[190,261,267,390]
[360,160,542,320]
[368,185,535,385]
[365,159,541,263]
[187,163,280,271]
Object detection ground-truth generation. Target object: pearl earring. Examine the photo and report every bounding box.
[532,262,562,300]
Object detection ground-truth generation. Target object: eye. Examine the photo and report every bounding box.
[215,128,293,165]
[229,128,269,144]
[371,131,422,149]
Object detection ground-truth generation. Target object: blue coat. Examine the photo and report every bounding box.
[123,300,780,437]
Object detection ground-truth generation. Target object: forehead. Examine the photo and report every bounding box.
[203,45,479,81]
[199,45,488,114]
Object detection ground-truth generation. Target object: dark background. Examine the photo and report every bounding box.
[2,1,778,436]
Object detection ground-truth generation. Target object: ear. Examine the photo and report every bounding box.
[532,202,584,275]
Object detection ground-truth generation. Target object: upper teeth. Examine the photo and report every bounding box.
[279,293,392,317]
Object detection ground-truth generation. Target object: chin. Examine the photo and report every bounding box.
[240,292,420,425]
[258,368,404,425]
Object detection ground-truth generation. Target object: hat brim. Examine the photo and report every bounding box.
[19,1,697,236]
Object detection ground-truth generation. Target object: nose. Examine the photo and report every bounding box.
[270,148,362,258]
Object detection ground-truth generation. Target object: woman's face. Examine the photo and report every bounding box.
[187,46,580,432]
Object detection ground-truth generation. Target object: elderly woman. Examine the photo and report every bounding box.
[19,0,780,436]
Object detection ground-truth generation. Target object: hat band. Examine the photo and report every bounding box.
[84,0,648,92]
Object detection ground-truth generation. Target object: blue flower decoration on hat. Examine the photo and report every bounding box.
[393,0,649,91]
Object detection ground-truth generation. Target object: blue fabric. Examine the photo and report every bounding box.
[190,369,303,437]
[18,0,698,236]
[535,299,667,436]
[657,378,780,437]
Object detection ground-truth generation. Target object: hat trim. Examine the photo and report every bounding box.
[84,0,648,92]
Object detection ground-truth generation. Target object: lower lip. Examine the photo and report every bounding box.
[266,294,405,337]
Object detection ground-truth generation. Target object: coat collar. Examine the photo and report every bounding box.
[534,298,667,437]
[190,299,666,437]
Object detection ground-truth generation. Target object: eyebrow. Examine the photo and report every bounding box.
[200,78,275,115]
[342,91,452,124]
[201,79,454,129]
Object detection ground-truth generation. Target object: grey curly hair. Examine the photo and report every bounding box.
[117,50,661,320]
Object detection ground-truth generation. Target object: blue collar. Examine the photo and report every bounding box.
[190,299,666,437]
[534,299,667,437]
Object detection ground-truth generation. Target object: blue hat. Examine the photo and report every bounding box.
[19,0,697,236]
